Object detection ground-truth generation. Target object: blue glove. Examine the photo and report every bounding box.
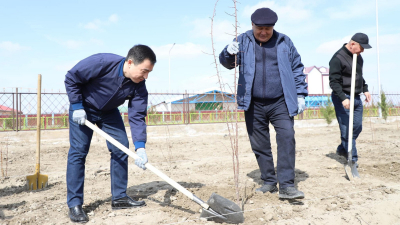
[227,42,239,55]
[297,96,305,114]
[72,109,86,125]
[135,148,148,170]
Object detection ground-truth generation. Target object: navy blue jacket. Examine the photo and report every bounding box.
[65,53,148,149]
[219,30,308,116]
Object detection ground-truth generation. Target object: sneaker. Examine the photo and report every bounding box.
[255,184,278,194]
[279,187,304,199]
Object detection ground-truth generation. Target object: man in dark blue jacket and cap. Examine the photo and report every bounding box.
[64,44,156,223]
[220,8,308,199]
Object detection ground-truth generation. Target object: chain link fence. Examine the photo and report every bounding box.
[1,89,399,131]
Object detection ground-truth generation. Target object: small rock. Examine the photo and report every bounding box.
[249,200,254,204]
[265,214,273,221]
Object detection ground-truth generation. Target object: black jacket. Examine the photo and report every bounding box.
[329,44,368,101]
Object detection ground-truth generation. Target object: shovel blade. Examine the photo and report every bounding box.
[344,161,360,181]
[200,193,244,224]
[344,164,353,181]
[350,161,360,178]
[26,173,48,190]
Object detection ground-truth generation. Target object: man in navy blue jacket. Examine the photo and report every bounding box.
[64,45,156,223]
[219,8,307,199]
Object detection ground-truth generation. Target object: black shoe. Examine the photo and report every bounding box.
[255,184,278,194]
[111,196,146,209]
[69,205,89,223]
[279,187,304,199]
[336,151,348,159]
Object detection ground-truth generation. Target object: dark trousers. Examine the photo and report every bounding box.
[331,93,363,162]
[67,106,129,208]
[245,96,296,188]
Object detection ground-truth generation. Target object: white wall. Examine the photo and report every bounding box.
[322,75,332,94]
[307,68,323,94]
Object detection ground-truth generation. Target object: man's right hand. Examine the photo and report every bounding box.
[227,42,239,55]
[342,99,350,109]
[72,109,87,125]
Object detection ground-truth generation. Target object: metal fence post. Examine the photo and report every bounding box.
[16,88,19,132]
[12,92,15,130]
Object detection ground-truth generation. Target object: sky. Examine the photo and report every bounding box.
[0,0,399,94]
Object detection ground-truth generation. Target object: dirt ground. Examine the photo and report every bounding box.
[1,117,400,225]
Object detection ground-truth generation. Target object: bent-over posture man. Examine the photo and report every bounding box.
[329,33,372,166]
[64,45,156,223]
[219,8,308,199]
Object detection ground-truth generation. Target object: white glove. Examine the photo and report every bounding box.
[297,96,306,114]
[227,42,239,55]
[72,109,86,125]
[135,148,148,170]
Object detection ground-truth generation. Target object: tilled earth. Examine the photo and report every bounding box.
[1,117,400,225]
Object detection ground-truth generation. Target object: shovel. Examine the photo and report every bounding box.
[344,54,360,180]
[84,120,244,224]
[26,74,48,190]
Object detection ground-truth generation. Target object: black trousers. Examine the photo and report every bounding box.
[245,96,296,188]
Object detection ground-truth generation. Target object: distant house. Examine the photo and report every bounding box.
[151,90,237,112]
[0,105,22,116]
[304,66,331,95]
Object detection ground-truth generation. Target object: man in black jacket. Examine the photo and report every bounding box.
[329,33,372,165]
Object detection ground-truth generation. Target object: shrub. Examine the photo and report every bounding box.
[320,97,336,124]
[378,90,389,120]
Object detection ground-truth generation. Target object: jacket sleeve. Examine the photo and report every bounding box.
[64,55,104,110]
[219,37,242,69]
[288,38,308,97]
[128,82,148,150]
[329,57,347,101]
[362,78,369,93]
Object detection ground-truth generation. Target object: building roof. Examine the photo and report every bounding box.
[0,105,15,111]
[304,66,329,74]
[0,105,22,114]
[171,90,236,104]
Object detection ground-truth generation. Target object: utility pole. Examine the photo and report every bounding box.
[168,43,175,93]
[376,0,382,118]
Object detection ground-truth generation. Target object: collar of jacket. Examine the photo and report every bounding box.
[118,58,126,77]
[341,44,354,57]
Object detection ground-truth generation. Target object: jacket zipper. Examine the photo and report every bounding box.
[262,42,266,99]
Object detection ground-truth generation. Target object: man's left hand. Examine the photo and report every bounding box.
[364,92,372,103]
[135,148,148,170]
[297,96,306,114]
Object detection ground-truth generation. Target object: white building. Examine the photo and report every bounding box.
[304,66,331,95]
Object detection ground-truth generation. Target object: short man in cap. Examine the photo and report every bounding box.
[219,8,308,199]
[329,33,372,166]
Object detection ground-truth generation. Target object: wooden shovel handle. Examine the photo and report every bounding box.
[84,120,210,209]
[36,74,41,173]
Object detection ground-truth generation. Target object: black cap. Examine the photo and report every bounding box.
[351,33,372,49]
[251,8,278,27]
